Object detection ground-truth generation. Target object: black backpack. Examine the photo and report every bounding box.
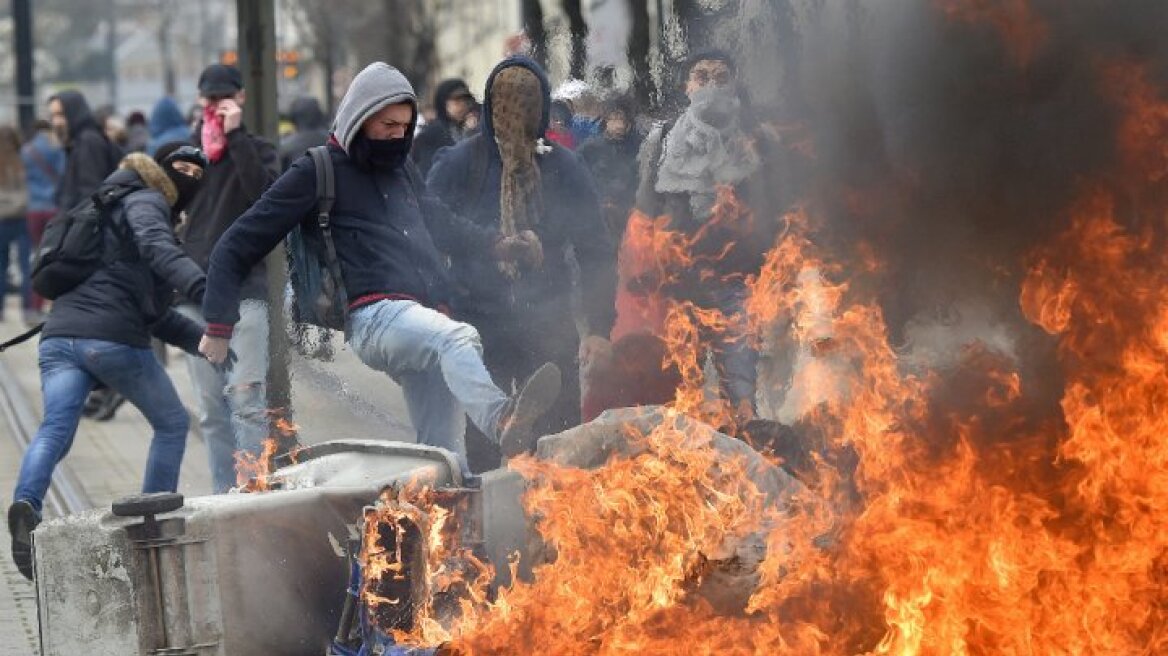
[287,146,347,331]
[31,182,138,300]
[285,145,427,333]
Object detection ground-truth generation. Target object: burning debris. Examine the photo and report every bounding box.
[351,1,1168,652]
[234,412,302,492]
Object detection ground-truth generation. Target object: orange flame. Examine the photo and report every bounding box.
[233,413,299,492]
[343,47,1168,656]
[361,483,493,647]
[370,175,1168,653]
[1102,61,1168,185]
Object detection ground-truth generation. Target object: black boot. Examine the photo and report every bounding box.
[8,500,40,581]
[92,391,126,421]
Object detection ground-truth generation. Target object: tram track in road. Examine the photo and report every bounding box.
[0,358,91,517]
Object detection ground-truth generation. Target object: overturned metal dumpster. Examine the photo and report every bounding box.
[33,441,471,656]
[32,409,800,655]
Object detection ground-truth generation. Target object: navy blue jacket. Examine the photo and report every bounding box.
[427,57,616,334]
[43,168,207,354]
[202,142,498,332]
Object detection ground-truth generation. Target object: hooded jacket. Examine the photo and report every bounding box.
[42,153,207,353]
[410,79,473,177]
[180,105,280,302]
[51,91,123,211]
[146,97,193,156]
[577,117,642,222]
[426,57,616,335]
[279,97,330,172]
[201,62,498,334]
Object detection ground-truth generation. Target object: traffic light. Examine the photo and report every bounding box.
[279,50,299,80]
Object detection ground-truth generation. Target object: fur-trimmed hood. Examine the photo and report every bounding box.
[118,152,178,207]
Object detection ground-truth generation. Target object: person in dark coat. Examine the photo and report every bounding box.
[178,63,281,494]
[577,98,642,241]
[8,144,210,580]
[48,90,128,419]
[427,56,617,458]
[197,62,564,477]
[279,96,330,172]
[47,90,123,214]
[410,78,477,177]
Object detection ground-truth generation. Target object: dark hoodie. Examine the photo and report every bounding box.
[43,153,207,353]
[201,62,497,334]
[51,90,124,211]
[410,78,473,177]
[279,97,330,172]
[577,101,642,236]
[426,57,616,335]
[146,97,192,156]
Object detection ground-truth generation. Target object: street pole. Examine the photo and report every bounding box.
[12,0,34,135]
[236,0,294,429]
[107,0,118,110]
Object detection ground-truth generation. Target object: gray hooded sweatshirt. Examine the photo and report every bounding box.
[332,63,417,152]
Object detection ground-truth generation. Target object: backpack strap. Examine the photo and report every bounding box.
[307,145,348,310]
[94,183,144,261]
[0,323,43,353]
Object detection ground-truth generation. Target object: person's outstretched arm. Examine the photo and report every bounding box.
[202,152,317,335]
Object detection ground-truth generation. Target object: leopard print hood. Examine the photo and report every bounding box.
[480,56,551,146]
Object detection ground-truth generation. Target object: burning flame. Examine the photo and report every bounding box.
[234,413,300,492]
[361,483,492,647]
[362,187,1168,652]
[354,23,1168,656]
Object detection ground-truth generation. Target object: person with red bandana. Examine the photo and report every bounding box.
[177,63,281,493]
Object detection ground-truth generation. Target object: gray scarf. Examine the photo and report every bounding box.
[655,87,759,220]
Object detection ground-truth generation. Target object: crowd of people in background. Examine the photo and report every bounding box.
[5,50,799,580]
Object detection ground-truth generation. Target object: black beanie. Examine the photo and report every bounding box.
[153,141,209,169]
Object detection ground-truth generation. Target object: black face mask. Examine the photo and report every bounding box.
[349,133,411,171]
[165,168,202,215]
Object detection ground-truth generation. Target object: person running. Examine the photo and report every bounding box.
[8,143,210,580]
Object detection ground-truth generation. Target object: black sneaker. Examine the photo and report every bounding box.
[81,390,105,417]
[92,391,126,422]
[8,500,40,581]
[498,363,562,459]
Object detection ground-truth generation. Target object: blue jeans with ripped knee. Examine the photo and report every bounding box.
[178,301,271,493]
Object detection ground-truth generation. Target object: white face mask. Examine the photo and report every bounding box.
[687,85,741,129]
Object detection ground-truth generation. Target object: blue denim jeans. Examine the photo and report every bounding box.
[177,301,271,493]
[698,282,759,412]
[348,300,510,473]
[13,338,190,513]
